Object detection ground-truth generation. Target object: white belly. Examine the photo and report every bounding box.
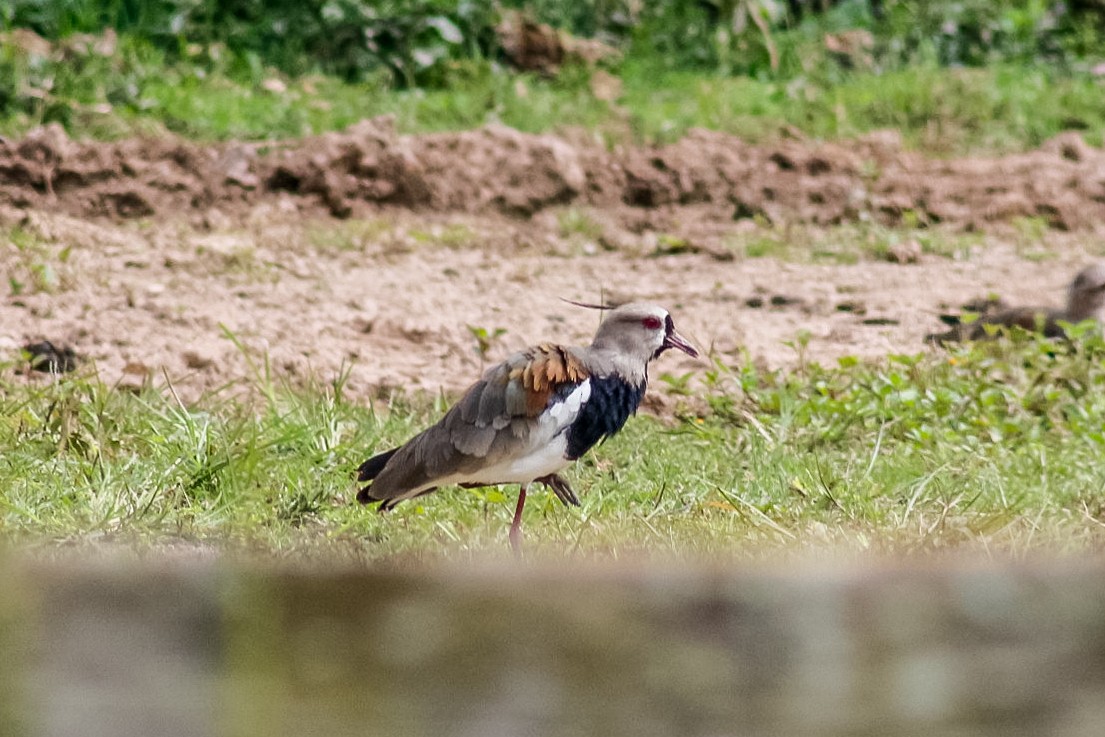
[464,433,572,485]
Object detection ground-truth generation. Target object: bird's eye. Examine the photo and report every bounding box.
[642,316,663,330]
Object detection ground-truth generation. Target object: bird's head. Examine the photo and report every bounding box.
[591,303,699,366]
[1066,262,1105,320]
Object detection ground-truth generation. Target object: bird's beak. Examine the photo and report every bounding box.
[662,328,699,358]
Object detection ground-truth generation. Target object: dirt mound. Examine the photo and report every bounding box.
[0,123,226,218]
[3,121,1105,230]
[264,120,590,217]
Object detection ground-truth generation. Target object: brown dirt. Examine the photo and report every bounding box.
[5,119,1105,230]
[2,122,1104,402]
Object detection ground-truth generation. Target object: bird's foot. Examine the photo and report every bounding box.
[536,473,579,507]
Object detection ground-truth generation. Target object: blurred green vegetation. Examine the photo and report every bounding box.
[6,1,1105,81]
[2,1,1105,150]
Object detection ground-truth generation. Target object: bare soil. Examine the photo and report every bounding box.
[2,122,1103,401]
[5,118,1105,229]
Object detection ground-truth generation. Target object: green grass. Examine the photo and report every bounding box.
[4,29,1105,155]
[2,225,76,297]
[618,61,1105,153]
[116,62,1105,153]
[722,219,981,264]
[5,326,1105,561]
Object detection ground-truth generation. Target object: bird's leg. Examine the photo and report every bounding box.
[509,484,528,557]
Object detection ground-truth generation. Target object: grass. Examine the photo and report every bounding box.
[722,219,982,264]
[2,226,75,297]
[4,29,1105,156]
[617,61,1105,153]
[4,327,1105,561]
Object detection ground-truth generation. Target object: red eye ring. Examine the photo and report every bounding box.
[642,316,663,330]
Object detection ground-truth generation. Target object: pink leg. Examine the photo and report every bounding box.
[509,484,528,556]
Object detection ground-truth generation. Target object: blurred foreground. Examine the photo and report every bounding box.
[2,555,1104,737]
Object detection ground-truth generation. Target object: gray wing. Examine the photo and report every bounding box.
[362,343,589,503]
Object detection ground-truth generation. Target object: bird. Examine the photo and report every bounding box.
[927,262,1105,344]
[355,302,699,553]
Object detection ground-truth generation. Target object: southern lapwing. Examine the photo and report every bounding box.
[928,262,1105,344]
[356,302,698,552]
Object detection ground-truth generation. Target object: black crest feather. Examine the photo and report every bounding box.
[560,297,618,311]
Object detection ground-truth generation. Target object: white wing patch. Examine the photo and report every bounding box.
[548,379,591,424]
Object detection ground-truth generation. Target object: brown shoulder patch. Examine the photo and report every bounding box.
[511,344,589,416]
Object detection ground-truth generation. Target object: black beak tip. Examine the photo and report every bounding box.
[662,334,699,359]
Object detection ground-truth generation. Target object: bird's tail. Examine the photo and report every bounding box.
[355,448,398,505]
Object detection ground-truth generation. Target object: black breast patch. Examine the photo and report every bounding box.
[564,375,646,460]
